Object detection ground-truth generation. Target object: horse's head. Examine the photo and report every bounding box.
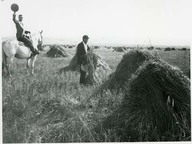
[37,30,43,51]
[31,30,43,51]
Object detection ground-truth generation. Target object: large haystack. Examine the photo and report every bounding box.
[46,45,70,58]
[101,60,190,141]
[97,50,160,93]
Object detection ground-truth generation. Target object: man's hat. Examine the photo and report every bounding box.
[11,3,19,12]
[83,35,89,39]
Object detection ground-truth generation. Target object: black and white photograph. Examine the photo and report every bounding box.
[1,0,191,143]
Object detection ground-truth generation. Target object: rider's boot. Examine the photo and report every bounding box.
[34,49,39,54]
[31,48,39,56]
[30,50,39,58]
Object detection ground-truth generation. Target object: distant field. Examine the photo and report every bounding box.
[2,45,190,142]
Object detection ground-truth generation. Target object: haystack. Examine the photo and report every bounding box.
[97,50,160,93]
[83,51,111,85]
[59,53,79,72]
[101,60,190,141]
[46,45,70,58]
[164,47,171,51]
[59,50,111,85]
[113,47,125,52]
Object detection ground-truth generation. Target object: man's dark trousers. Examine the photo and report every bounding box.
[80,67,86,85]
[17,36,35,52]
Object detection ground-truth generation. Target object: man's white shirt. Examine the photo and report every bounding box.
[83,41,88,53]
[81,41,88,72]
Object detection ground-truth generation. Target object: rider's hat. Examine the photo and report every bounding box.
[11,3,19,12]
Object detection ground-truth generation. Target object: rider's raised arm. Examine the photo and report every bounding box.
[12,13,18,23]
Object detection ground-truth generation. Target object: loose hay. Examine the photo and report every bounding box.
[101,60,190,141]
[97,50,160,93]
[46,45,70,58]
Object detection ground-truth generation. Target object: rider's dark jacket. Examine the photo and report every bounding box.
[13,14,25,39]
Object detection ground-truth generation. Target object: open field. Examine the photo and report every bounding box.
[2,45,190,142]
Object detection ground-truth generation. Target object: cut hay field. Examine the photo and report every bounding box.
[2,45,190,142]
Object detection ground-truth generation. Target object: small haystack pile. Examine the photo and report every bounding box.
[113,47,125,52]
[164,47,171,51]
[46,45,70,58]
[83,51,111,85]
[97,50,160,93]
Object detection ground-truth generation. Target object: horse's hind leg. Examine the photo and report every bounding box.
[5,57,14,77]
[2,49,6,73]
[2,62,6,77]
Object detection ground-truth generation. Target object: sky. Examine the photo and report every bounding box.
[1,0,192,46]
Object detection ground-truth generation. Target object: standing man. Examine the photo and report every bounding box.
[76,35,90,85]
[13,13,39,56]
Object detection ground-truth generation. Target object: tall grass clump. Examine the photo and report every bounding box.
[99,60,190,141]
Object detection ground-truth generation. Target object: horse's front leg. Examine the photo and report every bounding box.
[30,55,37,75]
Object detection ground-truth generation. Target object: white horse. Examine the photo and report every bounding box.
[2,30,43,76]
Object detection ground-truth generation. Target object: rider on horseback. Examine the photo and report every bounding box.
[13,12,39,56]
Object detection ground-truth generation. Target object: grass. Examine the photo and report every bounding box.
[2,47,190,142]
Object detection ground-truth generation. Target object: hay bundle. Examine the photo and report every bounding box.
[147,46,154,50]
[181,48,187,51]
[46,45,70,58]
[59,51,111,84]
[102,61,190,141]
[113,47,125,52]
[97,50,160,92]
[164,47,171,51]
[83,51,111,85]
[59,48,94,72]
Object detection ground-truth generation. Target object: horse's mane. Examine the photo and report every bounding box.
[31,31,42,39]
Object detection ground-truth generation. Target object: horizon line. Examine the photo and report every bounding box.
[1,36,190,48]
